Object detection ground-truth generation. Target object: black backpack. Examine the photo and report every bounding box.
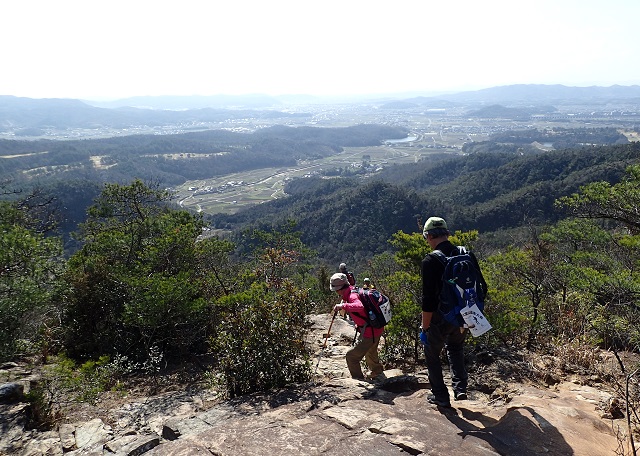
[431,246,486,327]
[345,271,356,286]
[351,288,392,329]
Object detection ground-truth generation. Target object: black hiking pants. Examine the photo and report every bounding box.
[423,318,468,402]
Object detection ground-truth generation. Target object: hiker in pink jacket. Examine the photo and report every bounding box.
[330,273,384,380]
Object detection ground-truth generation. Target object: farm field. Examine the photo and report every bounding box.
[174,140,455,215]
[174,111,640,215]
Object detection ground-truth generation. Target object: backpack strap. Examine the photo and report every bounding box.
[432,246,466,262]
[350,288,368,322]
[430,249,446,266]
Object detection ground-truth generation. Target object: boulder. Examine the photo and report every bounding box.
[74,418,112,450]
[0,382,24,403]
[104,433,160,456]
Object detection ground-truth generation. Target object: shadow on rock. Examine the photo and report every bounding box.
[445,405,575,456]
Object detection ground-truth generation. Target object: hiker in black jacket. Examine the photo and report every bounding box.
[339,263,356,287]
[420,216,487,407]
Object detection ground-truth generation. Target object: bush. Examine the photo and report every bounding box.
[209,281,312,398]
[376,271,422,365]
[25,354,131,429]
[0,202,63,361]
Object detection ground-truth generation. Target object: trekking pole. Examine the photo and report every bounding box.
[314,310,338,376]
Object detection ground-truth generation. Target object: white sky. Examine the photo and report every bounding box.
[2,0,639,100]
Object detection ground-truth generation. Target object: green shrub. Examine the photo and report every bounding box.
[0,203,63,361]
[47,355,125,403]
[376,271,422,365]
[209,281,312,398]
[25,382,57,430]
[24,354,131,429]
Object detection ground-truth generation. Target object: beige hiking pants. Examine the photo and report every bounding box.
[346,334,383,379]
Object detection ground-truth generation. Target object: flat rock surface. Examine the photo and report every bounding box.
[146,376,618,455]
[0,314,629,455]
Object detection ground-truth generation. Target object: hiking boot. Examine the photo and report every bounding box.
[454,391,468,401]
[427,394,451,407]
[366,372,385,382]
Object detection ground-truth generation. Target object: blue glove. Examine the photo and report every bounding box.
[419,330,429,347]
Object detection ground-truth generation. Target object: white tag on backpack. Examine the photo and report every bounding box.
[460,304,492,337]
[378,299,392,324]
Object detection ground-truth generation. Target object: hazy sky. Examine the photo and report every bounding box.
[3,0,638,100]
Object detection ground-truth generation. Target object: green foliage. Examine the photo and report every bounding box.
[206,225,316,398]
[81,179,177,241]
[388,230,479,275]
[388,231,429,273]
[122,272,209,352]
[215,179,430,266]
[477,211,640,353]
[26,354,131,429]
[481,250,538,347]
[59,181,317,399]
[61,257,131,359]
[408,214,639,354]
[245,220,312,288]
[63,180,211,362]
[557,164,640,233]
[385,216,639,352]
[49,355,121,403]
[209,282,312,398]
[0,201,63,361]
[542,217,640,351]
[377,271,422,364]
[194,236,239,300]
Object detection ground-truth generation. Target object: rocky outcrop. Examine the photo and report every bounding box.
[144,375,620,456]
[0,315,628,455]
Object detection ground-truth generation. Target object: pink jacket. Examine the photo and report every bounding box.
[342,287,384,339]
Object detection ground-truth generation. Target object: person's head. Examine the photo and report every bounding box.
[330,272,351,298]
[339,262,347,272]
[363,277,371,285]
[423,216,450,247]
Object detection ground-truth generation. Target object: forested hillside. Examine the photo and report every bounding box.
[212,178,430,264]
[0,124,408,186]
[393,142,640,232]
[211,142,640,265]
[3,120,640,267]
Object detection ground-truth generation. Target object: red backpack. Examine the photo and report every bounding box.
[351,288,392,328]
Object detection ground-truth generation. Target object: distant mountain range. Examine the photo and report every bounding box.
[88,94,287,110]
[404,84,640,106]
[1,84,639,134]
[85,84,640,109]
[0,95,305,135]
[379,85,640,111]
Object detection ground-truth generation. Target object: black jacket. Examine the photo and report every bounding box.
[421,240,487,314]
